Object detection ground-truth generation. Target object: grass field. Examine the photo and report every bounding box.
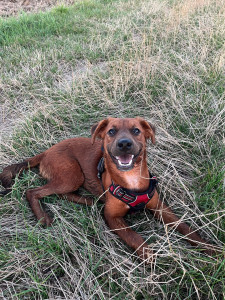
[0,0,225,299]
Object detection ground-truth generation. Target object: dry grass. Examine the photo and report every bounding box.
[0,0,224,299]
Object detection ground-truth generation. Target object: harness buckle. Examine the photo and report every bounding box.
[114,187,126,198]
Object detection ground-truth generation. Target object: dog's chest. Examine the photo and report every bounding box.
[122,173,142,190]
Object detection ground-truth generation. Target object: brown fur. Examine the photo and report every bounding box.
[0,117,218,260]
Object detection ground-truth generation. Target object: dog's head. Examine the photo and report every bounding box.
[91,117,155,171]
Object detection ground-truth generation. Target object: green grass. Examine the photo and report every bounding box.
[0,1,116,47]
[0,0,225,299]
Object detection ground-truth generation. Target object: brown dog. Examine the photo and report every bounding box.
[0,117,216,260]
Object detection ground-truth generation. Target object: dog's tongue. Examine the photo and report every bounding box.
[116,154,133,165]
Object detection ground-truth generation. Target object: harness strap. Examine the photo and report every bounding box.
[97,157,105,192]
[97,157,158,212]
[109,175,157,212]
[97,157,105,180]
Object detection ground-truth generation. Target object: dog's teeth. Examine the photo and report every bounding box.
[116,155,134,166]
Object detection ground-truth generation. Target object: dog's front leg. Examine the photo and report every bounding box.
[104,200,153,261]
[147,191,216,255]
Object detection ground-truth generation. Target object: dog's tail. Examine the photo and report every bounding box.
[0,153,44,195]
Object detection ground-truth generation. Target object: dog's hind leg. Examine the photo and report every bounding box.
[62,193,94,206]
[26,183,57,226]
[26,160,85,226]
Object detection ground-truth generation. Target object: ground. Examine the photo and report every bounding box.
[0,0,74,16]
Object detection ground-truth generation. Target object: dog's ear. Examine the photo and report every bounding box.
[138,118,156,144]
[91,119,109,144]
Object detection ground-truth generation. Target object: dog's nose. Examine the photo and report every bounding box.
[117,138,133,151]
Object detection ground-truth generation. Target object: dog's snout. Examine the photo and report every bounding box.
[117,138,133,151]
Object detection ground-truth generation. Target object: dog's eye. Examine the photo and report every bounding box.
[108,128,117,136]
[132,128,140,135]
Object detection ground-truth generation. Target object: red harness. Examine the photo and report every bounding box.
[97,157,158,212]
[109,175,157,212]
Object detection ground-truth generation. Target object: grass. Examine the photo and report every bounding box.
[0,0,225,299]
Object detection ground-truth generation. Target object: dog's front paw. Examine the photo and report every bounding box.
[202,244,223,257]
[137,245,155,263]
[39,214,53,227]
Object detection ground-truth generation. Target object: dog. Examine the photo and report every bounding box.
[0,117,217,261]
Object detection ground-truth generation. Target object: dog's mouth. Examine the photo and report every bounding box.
[108,149,142,171]
[115,154,134,167]
[111,153,135,171]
